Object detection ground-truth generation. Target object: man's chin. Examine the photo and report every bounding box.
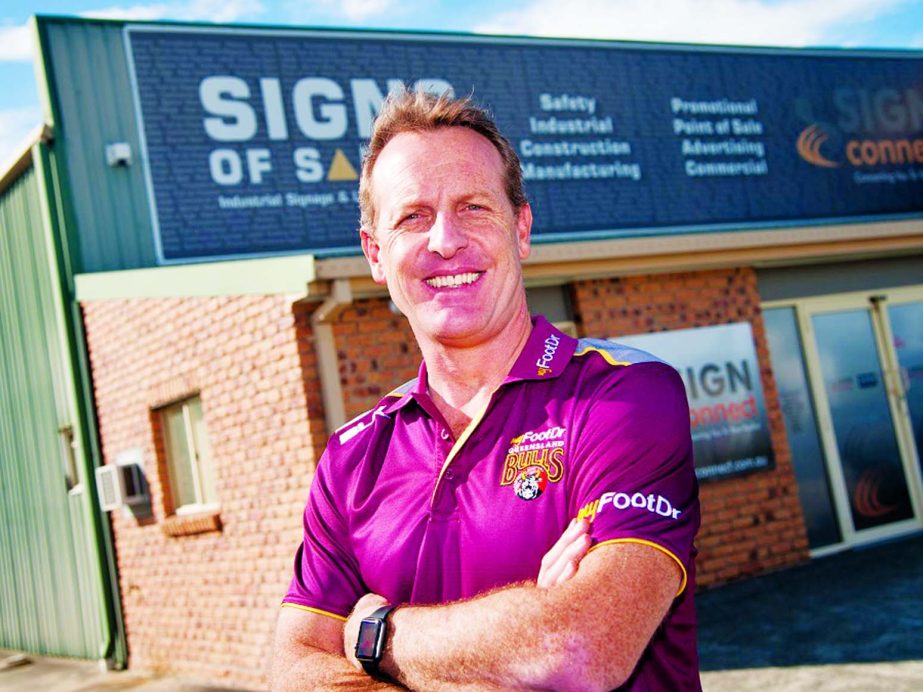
[415,316,494,348]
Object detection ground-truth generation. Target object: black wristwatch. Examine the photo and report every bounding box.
[355,605,396,678]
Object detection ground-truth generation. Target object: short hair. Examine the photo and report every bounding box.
[359,87,528,231]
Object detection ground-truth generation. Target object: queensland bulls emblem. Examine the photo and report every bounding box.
[514,466,549,501]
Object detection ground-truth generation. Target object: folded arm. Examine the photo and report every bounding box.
[270,517,594,690]
[270,606,403,691]
[351,539,681,691]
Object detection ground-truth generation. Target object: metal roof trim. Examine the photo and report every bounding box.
[0,124,53,196]
[74,253,318,300]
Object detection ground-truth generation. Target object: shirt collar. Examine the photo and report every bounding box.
[504,314,577,383]
[380,314,575,415]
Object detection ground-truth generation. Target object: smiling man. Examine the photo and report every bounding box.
[271,90,701,691]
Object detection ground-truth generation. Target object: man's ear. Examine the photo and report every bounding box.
[360,229,387,285]
[516,203,533,260]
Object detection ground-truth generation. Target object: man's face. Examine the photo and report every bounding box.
[361,127,532,349]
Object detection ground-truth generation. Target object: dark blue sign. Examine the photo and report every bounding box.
[125,26,923,263]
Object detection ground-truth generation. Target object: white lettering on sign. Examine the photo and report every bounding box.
[199,76,454,186]
[200,76,454,143]
[293,147,323,183]
[260,78,288,140]
[293,78,348,140]
[539,93,597,115]
[209,148,243,185]
[201,76,257,141]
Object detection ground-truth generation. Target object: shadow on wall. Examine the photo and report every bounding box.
[696,531,923,670]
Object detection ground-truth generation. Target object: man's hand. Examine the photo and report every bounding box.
[537,517,592,588]
[344,592,391,670]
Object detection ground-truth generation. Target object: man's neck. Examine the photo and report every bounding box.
[417,309,533,438]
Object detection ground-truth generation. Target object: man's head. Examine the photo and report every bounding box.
[359,88,528,232]
[358,89,534,351]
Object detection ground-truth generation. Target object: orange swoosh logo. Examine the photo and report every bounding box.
[797,124,840,168]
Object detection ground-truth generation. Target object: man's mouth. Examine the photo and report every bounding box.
[424,272,482,289]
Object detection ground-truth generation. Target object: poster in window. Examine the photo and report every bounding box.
[614,322,775,481]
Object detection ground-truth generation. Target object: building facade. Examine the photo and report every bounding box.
[0,15,920,688]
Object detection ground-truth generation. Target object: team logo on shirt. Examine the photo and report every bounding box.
[513,466,548,500]
[501,426,567,499]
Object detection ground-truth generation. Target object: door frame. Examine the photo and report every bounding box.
[765,284,923,552]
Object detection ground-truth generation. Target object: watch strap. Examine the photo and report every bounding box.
[357,605,396,678]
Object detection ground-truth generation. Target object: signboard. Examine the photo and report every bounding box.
[125,26,923,263]
[615,323,775,481]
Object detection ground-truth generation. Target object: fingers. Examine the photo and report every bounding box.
[537,518,592,588]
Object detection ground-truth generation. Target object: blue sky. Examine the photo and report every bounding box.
[2,0,923,167]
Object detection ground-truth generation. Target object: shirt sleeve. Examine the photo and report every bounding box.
[568,361,700,595]
[282,451,365,619]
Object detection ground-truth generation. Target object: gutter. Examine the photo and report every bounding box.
[310,278,354,433]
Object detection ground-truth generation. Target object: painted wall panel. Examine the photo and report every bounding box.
[0,160,110,659]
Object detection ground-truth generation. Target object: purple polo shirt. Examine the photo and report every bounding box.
[285,315,701,690]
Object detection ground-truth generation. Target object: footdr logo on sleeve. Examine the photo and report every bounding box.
[576,490,683,523]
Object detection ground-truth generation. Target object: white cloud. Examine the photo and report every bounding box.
[342,0,397,20]
[305,0,398,21]
[475,0,910,47]
[83,0,266,24]
[0,106,43,171]
[0,23,33,62]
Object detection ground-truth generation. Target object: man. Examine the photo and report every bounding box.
[271,89,701,690]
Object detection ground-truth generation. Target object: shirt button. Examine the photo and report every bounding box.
[444,469,455,481]
[440,429,450,441]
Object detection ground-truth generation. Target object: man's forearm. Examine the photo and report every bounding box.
[384,581,586,691]
[271,644,402,691]
[379,544,679,691]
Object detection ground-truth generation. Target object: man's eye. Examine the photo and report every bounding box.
[465,204,484,211]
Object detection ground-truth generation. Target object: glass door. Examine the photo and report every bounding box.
[800,293,923,545]
[887,301,923,480]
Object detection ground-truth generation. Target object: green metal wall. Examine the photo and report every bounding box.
[0,149,116,660]
[36,16,158,273]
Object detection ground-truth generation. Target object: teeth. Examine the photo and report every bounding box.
[426,272,480,289]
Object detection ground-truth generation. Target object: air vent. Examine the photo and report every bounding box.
[95,460,147,512]
[96,465,121,511]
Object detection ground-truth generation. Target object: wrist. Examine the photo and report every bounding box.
[355,604,398,680]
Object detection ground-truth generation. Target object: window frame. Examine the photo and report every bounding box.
[155,394,219,518]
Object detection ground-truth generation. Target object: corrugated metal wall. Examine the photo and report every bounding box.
[0,152,111,659]
[37,17,158,273]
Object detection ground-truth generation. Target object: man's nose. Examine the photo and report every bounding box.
[427,212,468,258]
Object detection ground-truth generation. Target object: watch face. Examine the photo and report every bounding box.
[356,618,384,661]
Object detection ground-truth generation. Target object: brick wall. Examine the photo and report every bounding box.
[572,267,811,588]
[333,298,420,419]
[82,295,323,689]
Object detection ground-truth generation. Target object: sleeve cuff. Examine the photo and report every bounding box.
[588,537,688,597]
[280,602,348,622]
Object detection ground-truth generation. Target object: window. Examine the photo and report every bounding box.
[527,284,578,336]
[159,395,218,516]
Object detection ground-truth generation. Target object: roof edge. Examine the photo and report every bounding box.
[0,124,53,196]
[31,14,923,58]
[74,253,318,300]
